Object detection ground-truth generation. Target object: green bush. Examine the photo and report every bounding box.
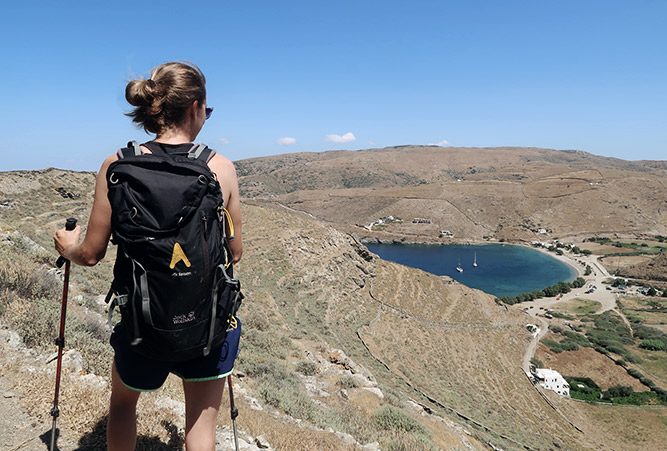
[627,368,643,379]
[603,385,634,399]
[550,325,563,334]
[338,375,359,389]
[550,311,575,320]
[563,330,592,347]
[294,360,318,376]
[566,376,602,402]
[639,339,667,351]
[543,339,565,353]
[373,407,425,434]
[258,374,332,428]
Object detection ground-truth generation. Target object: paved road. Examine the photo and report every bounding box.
[518,250,633,375]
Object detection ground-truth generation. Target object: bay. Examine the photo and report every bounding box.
[366,243,577,298]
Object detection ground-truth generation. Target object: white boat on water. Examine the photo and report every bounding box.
[456,259,464,273]
[473,252,478,267]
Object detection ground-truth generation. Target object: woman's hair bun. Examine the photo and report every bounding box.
[125,62,206,134]
[125,78,158,107]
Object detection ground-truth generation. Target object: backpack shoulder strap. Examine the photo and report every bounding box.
[187,143,216,163]
[116,140,143,159]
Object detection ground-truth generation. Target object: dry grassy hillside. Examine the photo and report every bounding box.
[1,168,666,450]
[237,146,667,241]
[618,253,667,282]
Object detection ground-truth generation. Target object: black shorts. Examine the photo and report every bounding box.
[111,317,241,392]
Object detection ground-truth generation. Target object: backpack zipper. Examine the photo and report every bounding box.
[201,213,210,276]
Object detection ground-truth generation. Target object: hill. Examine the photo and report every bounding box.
[0,166,665,450]
[237,146,667,242]
[618,252,667,282]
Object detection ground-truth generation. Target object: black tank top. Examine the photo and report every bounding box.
[142,141,195,157]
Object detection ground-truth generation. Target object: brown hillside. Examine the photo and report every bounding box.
[618,252,667,282]
[1,168,666,450]
[237,146,667,241]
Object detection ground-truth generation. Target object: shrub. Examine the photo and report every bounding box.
[566,376,602,402]
[563,330,592,347]
[604,385,634,398]
[571,277,586,288]
[559,340,580,352]
[627,368,643,379]
[338,375,359,389]
[294,360,318,376]
[258,374,331,428]
[639,339,667,351]
[550,311,575,320]
[373,407,425,434]
[543,339,565,353]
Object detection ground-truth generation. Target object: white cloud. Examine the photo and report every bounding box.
[277,137,297,146]
[219,137,230,145]
[325,132,356,143]
[431,139,451,147]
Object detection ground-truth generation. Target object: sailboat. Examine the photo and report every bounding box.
[456,258,464,273]
[473,252,478,268]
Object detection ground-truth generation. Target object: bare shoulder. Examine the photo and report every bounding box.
[208,152,238,181]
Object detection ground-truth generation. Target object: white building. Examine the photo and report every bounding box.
[534,368,570,397]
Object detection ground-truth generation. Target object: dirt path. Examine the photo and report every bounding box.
[521,316,548,375]
[0,374,77,451]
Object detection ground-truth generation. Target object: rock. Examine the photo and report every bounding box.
[3,391,16,398]
[47,350,84,373]
[255,435,271,449]
[235,371,247,378]
[73,295,84,306]
[79,373,108,390]
[361,387,384,399]
[155,396,185,417]
[0,330,24,350]
[362,442,381,450]
[339,389,348,400]
[351,277,365,288]
[62,350,84,373]
[334,432,356,445]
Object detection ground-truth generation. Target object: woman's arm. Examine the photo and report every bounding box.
[53,155,116,266]
[209,154,243,263]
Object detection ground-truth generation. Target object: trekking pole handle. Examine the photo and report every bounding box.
[56,218,78,268]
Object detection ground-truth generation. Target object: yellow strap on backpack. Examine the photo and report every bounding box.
[223,207,235,239]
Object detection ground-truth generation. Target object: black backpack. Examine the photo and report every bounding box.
[105,141,243,362]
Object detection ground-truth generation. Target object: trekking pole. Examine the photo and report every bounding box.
[227,374,239,451]
[50,217,77,451]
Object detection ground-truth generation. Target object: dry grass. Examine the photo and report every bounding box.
[2,163,666,450]
[551,298,602,316]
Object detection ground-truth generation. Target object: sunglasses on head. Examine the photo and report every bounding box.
[205,107,214,120]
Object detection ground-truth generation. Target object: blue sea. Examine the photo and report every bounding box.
[366,243,577,298]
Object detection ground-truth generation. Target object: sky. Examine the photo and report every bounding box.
[1,0,665,171]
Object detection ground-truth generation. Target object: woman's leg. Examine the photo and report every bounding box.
[107,361,141,451]
[182,378,225,451]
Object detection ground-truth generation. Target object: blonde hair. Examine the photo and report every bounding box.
[125,62,206,134]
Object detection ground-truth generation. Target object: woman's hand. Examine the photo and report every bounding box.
[53,225,81,260]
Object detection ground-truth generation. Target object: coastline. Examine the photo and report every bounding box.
[529,244,583,279]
